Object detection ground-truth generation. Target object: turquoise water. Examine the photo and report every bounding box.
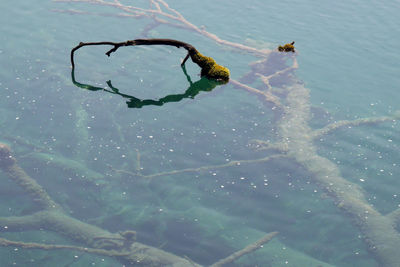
[0,0,399,266]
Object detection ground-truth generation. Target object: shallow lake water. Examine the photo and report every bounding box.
[0,0,399,266]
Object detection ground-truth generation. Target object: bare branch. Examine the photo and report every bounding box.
[0,144,59,210]
[249,139,288,152]
[312,113,399,140]
[108,155,284,179]
[54,0,272,56]
[256,57,298,90]
[210,232,278,267]
[230,79,282,108]
[0,237,130,257]
[143,155,283,179]
[70,38,230,81]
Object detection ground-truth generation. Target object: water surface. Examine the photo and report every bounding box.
[0,0,399,266]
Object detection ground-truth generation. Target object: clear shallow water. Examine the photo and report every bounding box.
[0,0,399,266]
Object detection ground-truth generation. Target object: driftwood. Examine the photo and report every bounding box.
[71,38,230,81]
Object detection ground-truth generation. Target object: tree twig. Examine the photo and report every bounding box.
[210,232,278,267]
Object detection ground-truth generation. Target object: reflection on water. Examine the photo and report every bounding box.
[71,66,226,108]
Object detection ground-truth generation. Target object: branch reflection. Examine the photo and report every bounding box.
[71,66,227,108]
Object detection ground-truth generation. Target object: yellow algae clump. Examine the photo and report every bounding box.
[278,41,295,52]
[191,51,230,82]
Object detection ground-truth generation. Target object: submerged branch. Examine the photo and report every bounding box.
[0,143,202,266]
[0,237,130,258]
[256,57,298,91]
[312,112,400,139]
[210,232,278,267]
[56,0,272,57]
[107,154,285,179]
[386,208,400,228]
[0,144,59,210]
[230,79,282,109]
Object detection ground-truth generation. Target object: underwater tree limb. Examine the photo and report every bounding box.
[0,237,130,257]
[276,83,400,267]
[249,140,289,152]
[256,57,298,91]
[230,79,282,109]
[311,112,400,139]
[0,143,59,210]
[109,154,285,179]
[386,208,400,228]
[210,231,278,267]
[0,143,203,266]
[0,212,48,232]
[71,38,230,81]
[56,0,272,57]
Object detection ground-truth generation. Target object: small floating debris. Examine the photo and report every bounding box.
[278,41,295,52]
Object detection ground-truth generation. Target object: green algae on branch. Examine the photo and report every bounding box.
[278,41,295,52]
[70,38,230,82]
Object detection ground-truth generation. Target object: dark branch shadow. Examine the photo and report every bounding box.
[71,66,227,109]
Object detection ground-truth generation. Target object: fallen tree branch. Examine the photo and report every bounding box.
[230,79,282,109]
[0,143,202,266]
[108,154,285,179]
[0,237,130,258]
[311,112,400,139]
[210,231,278,267]
[386,208,400,228]
[56,0,272,56]
[256,57,298,91]
[0,143,59,210]
[71,38,230,81]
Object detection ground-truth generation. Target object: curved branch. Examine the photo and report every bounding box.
[71,38,230,81]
